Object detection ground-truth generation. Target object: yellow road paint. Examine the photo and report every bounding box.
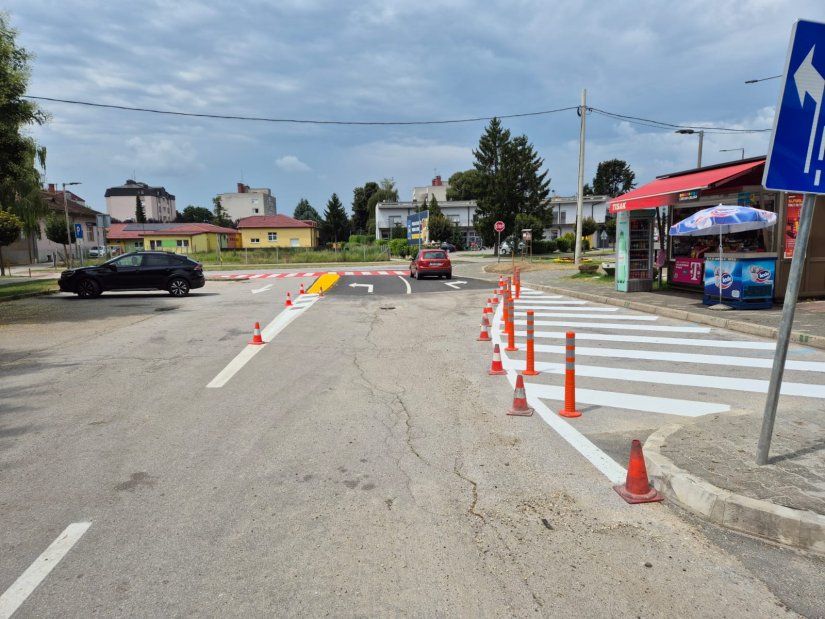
[307,272,340,295]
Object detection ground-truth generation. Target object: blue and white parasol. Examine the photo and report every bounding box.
[669,204,777,310]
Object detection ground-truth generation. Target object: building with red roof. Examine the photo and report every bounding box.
[236,215,319,248]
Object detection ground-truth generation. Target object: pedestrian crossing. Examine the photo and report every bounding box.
[220,270,408,279]
[493,288,825,418]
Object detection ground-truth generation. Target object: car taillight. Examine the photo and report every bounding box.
[419,260,428,267]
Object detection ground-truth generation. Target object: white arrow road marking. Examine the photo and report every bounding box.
[251,284,274,294]
[349,283,374,293]
[0,522,92,619]
[398,275,411,294]
[444,280,467,289]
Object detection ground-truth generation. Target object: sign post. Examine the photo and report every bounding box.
[494,220,505,263]
[758,19,824,465]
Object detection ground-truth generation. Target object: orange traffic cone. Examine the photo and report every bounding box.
[477,315,491,341]
[249,322,265,345]
[483,298,493,314]
[507,374,534,416]
[488,343,507,375]
[491,291,499,305]
[614,440,664,504]
[299,283,305,295]
[285,292,293,307]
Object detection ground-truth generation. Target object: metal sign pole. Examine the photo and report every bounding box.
[497,230,501,263]
[756,193,816,464]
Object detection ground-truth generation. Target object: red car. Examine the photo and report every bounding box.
[410,249,452,280]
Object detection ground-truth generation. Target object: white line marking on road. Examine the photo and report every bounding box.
[344,271,354,276]
[251,284,274,294]
[248,274,267,279]
[398,275,411,294]
[377,270,389,275]
[517,311,657,320]
[524,381,730,416]
[514,299,588,305]
[516,306,619,312]
[349,283,374,293]
[516,319,711,333]
[444,280,467,289]
[529,343,825,373]
[522,361,825,399]
[207,297,319,388]
[514,330,777,350]
[284,272,298,278]
[0,522,92,619]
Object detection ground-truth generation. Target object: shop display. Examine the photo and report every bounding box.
[616,210,654,292]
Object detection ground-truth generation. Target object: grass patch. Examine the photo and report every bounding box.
[0,279,59,300]
[565,272,615,284]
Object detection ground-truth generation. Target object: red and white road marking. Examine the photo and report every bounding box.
[219,270,408,279]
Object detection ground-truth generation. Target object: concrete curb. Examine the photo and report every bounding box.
[509,275,825,351]
[644,424,825,555]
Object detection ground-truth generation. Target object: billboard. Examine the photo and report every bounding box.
[406,210,429,243]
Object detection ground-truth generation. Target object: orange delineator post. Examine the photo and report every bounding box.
[558,331,582,418]
[515,268,520,299]
[505,295,518,352]
[502,293,510,326]
[522,310,539,375]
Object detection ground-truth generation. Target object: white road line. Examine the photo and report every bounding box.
[529,343,825,373]
[0,522,92,619]
[247,274,267,279]
[284,272,298,278]
[344,271,354,276]
[251,284,274,294]
[518,373,627,484]
[516,319,711,333]
[207,297,319,388]
[517,311,657,320]
[524,381,730,416]
[394,270,407,275]
[514,330,777,350]
[398,275,411,294]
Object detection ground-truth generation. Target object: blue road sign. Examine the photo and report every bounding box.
[764,19,825,194]
[74,223,83,239]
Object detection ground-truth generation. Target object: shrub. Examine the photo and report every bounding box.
[555,236,571,253]
[348,234,372,245]
[533,240,557,255]
[388,238,408,257]
[582,238,590,252]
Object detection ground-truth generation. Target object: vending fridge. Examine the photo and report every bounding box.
[616,210,655,293]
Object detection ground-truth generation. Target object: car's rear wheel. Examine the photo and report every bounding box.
[446,272,452,280]
[168,277,190,296]
[415,271,421,280]
[76,279,101,298]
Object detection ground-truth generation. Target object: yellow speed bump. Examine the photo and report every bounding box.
[307,272,340,295]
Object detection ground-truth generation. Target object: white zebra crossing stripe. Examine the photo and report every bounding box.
[524,381,730,416]
[516,307,619,313]
[513,330,777,351]
[514,299,589,305]
[516,320,711,333]
[529,343,825,373]
[518,361,825,399]
[515,312,659,321]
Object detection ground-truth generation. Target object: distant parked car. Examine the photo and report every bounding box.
[88,246,108,258]
[409,249,452,280]
[440,242,457,253]
[59,251,205,298]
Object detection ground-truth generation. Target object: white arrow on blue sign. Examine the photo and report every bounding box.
[764,19,825,194]
[74,223,83,239]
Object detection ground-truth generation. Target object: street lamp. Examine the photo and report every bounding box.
[744,74,782,84]
[62,182,81,268]
[675,129,704,168]
[719,147,745,160]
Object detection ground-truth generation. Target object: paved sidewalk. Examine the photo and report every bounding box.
[454,257,825,555]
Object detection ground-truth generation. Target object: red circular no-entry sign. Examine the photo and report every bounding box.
[494,220,505,232]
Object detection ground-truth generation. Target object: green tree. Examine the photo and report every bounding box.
[428,213,454,245]
[472,118,551,249]
[45,213,74,265]
[591,159,636,197]
[581,216,598,238]
[294,198,321,224]
[428,194,442,217]
[180,205,214,223]
[0,209,22,275]
[212,196,233,228]
[322,193,349,244]
[582,183,594,196]
[0,14,49,212]
[135,196,146,223]
[390,223,407,239]
[446,169,483,201]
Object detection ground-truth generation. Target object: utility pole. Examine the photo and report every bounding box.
[574,89,586,265]
[62,182,81,268]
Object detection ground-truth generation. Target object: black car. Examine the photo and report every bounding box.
[59,251,205,298]
[440,242,457,252]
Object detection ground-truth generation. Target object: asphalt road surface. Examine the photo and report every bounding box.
[0,277,821,616]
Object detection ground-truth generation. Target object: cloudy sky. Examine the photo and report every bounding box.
[7,1,820,218]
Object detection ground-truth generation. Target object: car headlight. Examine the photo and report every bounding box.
[60,270,76,278]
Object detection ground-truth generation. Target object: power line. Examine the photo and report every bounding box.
[23,95,578,125]
[23,94,773,133]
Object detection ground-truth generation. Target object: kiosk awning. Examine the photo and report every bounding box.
[608,160,765,213]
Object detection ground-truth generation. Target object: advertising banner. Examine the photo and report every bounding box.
[671,257,704,285]
[704,257,775,305]
[406,210,429,243]
[784,193,803,259]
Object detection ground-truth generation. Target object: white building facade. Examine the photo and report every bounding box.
[217,183,277,221]
[546,195,611,247]
[104,179,176,222]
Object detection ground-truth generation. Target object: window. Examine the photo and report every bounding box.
[268,232,277,241]
[176,239,189,247]
[449,215,460,225]
[388,216,401,227]
[144,254,173,267]
[423,250,447,259]
[290,238,299,247]
[559,211,567,225]
[250,237,260,244]
[114,254,143,267]
[253,208,260,214]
